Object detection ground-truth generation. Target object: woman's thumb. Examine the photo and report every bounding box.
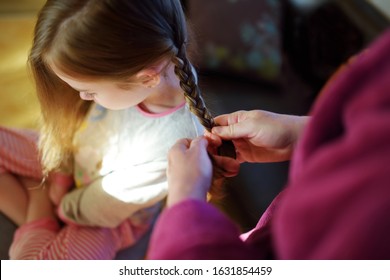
[212,122,245,139]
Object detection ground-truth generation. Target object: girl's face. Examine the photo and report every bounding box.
[52,68,152,110]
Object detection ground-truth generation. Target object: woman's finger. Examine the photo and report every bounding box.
[212,155,240,177]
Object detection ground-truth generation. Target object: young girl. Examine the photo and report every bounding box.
[0,0,231,259]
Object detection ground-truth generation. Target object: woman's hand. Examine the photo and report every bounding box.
[208,110,309,163]
[166,137,213,207]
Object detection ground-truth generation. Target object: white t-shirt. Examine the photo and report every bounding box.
[59,102,204,227]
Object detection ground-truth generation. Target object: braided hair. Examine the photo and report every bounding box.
[172,41,236,155]
[172,42,236,199]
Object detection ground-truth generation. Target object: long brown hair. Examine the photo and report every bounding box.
[30,0,234,180]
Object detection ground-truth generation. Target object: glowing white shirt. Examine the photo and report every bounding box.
[60,102,204,227]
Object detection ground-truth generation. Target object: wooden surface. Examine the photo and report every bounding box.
[0,15,40,129]
[0,0,46,14]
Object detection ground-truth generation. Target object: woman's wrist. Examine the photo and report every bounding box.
[167,184,208,208]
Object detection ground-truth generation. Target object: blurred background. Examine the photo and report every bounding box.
[0,0,45,129]
[0,0,389,259]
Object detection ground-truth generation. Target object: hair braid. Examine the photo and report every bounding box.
[172,44,236,200]
[172,45,214,132]
[172,44,237,160]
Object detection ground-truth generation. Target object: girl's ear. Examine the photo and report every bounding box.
[136,61,166,88]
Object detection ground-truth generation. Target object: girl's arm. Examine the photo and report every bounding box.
[58,163,167,227]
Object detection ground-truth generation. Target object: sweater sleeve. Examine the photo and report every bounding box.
[147,200,262,260]
[273,30,390,259]
[59,161,167,228]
